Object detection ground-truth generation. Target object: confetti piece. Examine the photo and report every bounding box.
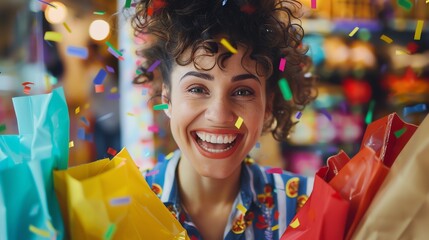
[235,116,244,129]
[320,109,332,121]
[272,225,279,231]
[95,84,105,93]
[23,86,31,94]
[349,27,359,37]
[237,204,247,213]
[403,103,427,116]
[414,20,424,40]
[29,225,51,238]
[289,218,300,228]
[311,0,316,8]
[222,0,228,6]
[165,152,175,160]
[107,93,120,100]
[220,38,238,54]
[69,141,74,148]
[255,142,260,148]
[295,111,302,119]
[106,65,115,73]
[75,107,80,114]
[66,46,88,59]
[278,78,293,101]
[44,31,63,42]
[93,69,107,85]
[398,0,413,11]
[110,87,118,93]
[127,112,135,116]
[29,205,39,216]
[104,224,116,240]
[365,100,375,124]
[125,0,132,8]
[84,103,90,109]
[395,49,410,55]
[266,168,283,174]
[153,103,169,110]
[105,41,122,56]
[80,116,90,127]
[394,127,407,138]
[63,22,71,33]
[278,58,286,72]
[148,124,159,132]
[77,128,86,140]
[94,11,106,15]
[107,147,117,156]
[146,169,159,176]
[108,47,125,60]
[380,34,393,44]
[147,60,161,72]
[38,0,56,8]
[97,112,114,121]
[109,196,131,206]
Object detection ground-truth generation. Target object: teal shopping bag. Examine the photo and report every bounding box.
[0,87,69,240]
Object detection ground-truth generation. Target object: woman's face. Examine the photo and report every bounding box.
[163,46,270,179]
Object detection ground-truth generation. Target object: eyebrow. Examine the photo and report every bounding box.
[180,71,261,85]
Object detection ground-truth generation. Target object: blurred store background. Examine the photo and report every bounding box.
[0,0,428,176]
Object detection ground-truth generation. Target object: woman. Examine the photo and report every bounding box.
[132,0,317,239]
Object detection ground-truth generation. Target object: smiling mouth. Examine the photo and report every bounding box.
[192,131,241,154]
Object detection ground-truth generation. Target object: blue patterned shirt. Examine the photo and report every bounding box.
[144,150,313,240]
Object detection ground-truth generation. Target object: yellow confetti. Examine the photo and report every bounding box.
[289,218,300,229]
[127,112,135,116]
[44,31,63,42]
[110,87,118,93]
[165,152,175,160]
[75,107,80,114]
[69,141,74,148]
[46,221,56,232]
[84,103,90,109]
[29,225,51,238]
[414,20,424,40]
[349,27,359,37]
[395,49,410,55]
[236,204,247,214]
[63,22,72,33]
[271,225,279,231]
[220,38,238,54]
[380,34,393,44]
[235,117,243,129]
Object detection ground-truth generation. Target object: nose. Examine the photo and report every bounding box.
[204,97,235,125]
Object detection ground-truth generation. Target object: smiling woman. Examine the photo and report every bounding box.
[131,0,317,239]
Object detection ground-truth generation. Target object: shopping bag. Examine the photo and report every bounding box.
[280,167,350,240]
[0,88,69,240]
[54,148,189,240]
[352,113,429,240]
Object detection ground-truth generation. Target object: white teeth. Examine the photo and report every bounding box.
[195,131,237,144]
[200,143,233,153]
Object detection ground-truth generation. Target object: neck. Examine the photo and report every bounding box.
[177,156,241,210]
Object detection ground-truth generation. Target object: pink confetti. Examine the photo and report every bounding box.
[147,124,159,133]
[279,58,286,72]
[266,168,283,174]
[311,0,316,8]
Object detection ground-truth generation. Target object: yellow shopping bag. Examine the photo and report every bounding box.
[54,148,188,240]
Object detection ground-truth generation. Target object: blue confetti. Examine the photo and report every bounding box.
[66,46,88,59]
[109,197,131,206]
[93,69,107,85]
[403,103,427,117]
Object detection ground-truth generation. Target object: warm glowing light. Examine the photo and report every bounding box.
[89,20,110,41]
[44,2,68,24]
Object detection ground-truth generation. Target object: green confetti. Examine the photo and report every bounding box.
[397,0,413,11]
[104,224,116,240]
[394,127,407,138]
[0,124,6,133]
[278,78,292,101]
[93,11,106,15]
[365,100,375,125]
[153,103,169,110]
[125,0,132,8]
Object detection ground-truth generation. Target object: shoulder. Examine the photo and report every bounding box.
[142,149,181,192]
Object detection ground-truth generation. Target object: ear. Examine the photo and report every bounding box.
[161,83,171,118]
[264,92,275,121]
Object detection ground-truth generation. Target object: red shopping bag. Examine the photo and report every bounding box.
[281,167,350,240]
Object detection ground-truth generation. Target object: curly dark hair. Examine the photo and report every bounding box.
[131,0,317,141]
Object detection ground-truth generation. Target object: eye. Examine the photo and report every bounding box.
[233,88,254,96]
[187,86,208,94]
